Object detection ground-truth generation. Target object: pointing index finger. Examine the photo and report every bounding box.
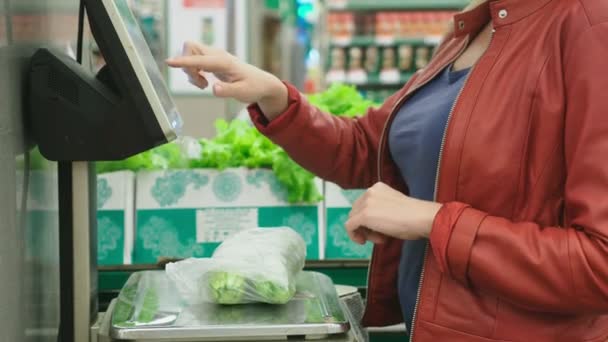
[166,55,232,73]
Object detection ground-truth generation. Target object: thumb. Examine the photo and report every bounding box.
[213,81,242,98]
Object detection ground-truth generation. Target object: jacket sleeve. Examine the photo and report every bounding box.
[430,23,608,314]
[248,82,407,189]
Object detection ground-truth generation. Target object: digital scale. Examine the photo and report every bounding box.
[24,1,366,341]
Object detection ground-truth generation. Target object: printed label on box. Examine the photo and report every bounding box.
[196,208,258,243]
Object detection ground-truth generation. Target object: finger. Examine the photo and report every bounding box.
[182,41,203,55]
[189,74,209,89]
[183,41,223,56]
[345,213,365,237]
[213,81,244,98]
[183,66,202,80]
[348,228,367,245]
[365,230,388,244]
[349,192,367,217]
[166,55,232,73]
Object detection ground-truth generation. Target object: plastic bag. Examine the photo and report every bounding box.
[166,227,306,305]
[112,271,183,328]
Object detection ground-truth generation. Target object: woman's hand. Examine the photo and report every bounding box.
[345,183,442,245]
[166,41,289,120]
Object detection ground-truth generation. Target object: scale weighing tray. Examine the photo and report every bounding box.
[110,271,350,341]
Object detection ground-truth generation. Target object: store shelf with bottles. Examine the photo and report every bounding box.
[325,40,432,90]
[323,8,452,93]
[326,0,468,11]
[330,35,442,48]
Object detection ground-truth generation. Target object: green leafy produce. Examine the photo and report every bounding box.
[112,273,160,326]
[191,119,322,204]
[307,83,379,117]
[96,142,188,174]
[137,287,160,323]
[253,280,294,305]
[208,271,247,304]
[29,147,53,170]
[304,299,325,324]
[112,279,138,327]
[167,228,307,305]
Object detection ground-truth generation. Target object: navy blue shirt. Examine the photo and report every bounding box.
[388,66,470,331]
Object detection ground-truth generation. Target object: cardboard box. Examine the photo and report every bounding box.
[17,170,60,263]
[324,182,373,259]
[134,168,323,264]
[97,171,135,265]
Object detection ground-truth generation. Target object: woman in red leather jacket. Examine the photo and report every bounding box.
[168,0,608,340]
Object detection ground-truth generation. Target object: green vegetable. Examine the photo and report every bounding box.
[253,280,294,305]
[96,142,188,174]
[30,147,53,170]
[112,280,139,327]
[207,271,247,304]
[307,83,379,117]
[112,274,160,327]
[137,287,160,323]
[304,299,324,324]
[191,119,322,204]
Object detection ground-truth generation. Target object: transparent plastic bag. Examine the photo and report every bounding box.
[112,272,183,328]
[166,227,306,305]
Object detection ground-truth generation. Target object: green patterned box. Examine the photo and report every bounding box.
[133,168,322,264]
[325,182,373,259]
[17,170,61,264]
[97,171,135,265]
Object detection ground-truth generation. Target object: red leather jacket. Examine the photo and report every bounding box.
[249,0,608,340]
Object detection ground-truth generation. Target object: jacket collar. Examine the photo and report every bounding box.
[453,0,553,38]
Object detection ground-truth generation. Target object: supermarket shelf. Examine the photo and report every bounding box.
[330,35,442,47]
[341,72,413,88]
[327,0,468,11]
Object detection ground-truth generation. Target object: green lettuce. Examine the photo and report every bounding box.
[112,274,160,326]
[190,119,322,204]
[307,83,379,117]
[136,287,160,323]
[96,142,188,174]
[253,280,294,305]
[207,271,247,304]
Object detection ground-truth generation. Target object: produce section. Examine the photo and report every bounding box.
[6,1,484,341]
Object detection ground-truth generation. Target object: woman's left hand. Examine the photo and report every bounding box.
[345,182,443,245]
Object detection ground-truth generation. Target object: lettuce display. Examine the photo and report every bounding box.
[166,227,306,305]
[307,83,379,118]
[96,142,189,174]
[95,85,380,203]
[191,119,322,204]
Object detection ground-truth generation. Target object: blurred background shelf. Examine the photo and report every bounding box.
[343,72,414,88]
[330,35,442,47]
[327,0,469,11]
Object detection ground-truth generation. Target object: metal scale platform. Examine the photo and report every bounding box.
[93,271,368,342]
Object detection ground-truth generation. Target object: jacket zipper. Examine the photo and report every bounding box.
[408,27,496,342]
[365,36,471,322]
